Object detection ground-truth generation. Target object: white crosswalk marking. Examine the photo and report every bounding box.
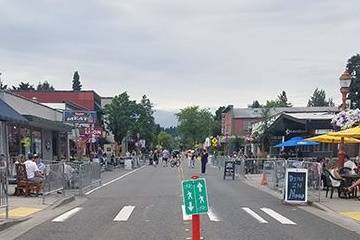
[52,207,82,222]
[114,206,136,222]
[242,207,268,223]
[260,208,296,225]
[182,205,191,221]
[207,208,221,222]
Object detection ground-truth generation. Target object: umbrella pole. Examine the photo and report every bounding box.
[337,137,345,168]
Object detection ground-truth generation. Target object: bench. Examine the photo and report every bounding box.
[14,163,42,197]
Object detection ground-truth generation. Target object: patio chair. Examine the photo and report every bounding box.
[323,169,347,199]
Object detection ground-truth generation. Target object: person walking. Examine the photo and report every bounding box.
[201,149,208,174]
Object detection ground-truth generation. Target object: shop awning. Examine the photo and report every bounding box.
[0,99,28,124]
[23,115,73,132]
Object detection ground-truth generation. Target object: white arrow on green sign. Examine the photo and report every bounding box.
[182,178,209,215]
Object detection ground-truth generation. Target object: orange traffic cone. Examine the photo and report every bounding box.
[260,173,268,186]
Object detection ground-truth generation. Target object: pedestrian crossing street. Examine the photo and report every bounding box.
[51,205,296,225]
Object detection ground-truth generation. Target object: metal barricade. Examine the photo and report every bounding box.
[43,162,65,204]
[0,156,8,219]
[263,160,276,189]
[63,161,101,196]
[301,161,322,202]
[262,159,322,202]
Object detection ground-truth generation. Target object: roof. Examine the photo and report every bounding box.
[284,112,335,120]
[11,90,100,111]
[23,115,73,132]
[231,107,338,119]
[0,99,28,124]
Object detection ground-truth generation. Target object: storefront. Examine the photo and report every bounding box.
[7,115,72,160]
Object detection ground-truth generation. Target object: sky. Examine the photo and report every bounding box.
[0,0,359,110]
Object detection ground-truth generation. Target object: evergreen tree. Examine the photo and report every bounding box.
[307,88,333,107]
[250,100,261,108]
[37,81,55,91]
[277,91,292,107]
[72,71,82,91]
[12,82,35,90]
[347,54,360,109]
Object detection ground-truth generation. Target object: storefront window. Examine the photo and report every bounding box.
[32,130,42,156]
[8,125,31,157]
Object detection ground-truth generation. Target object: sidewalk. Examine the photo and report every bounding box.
[244,174,360,223]
[0,166,129,225]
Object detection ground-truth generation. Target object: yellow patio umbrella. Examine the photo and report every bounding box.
[328,126,360,138]
[306,134,360,144]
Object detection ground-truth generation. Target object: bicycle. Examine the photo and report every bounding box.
[169,157,181,168]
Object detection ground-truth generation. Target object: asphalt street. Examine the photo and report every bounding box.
[15,162,360,240]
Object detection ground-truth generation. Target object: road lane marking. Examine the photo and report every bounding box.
[52,207,82,222]
[85,165,146,195]
[207,208,221,222]
[182,205,191,221]
[260,208,296,225]
[242,207,268,223]
[114,206,136,222]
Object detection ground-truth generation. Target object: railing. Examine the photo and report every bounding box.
[64,161,102,196]
[0,156,8,219]
[42,162,65,204]
[263,159,322,202]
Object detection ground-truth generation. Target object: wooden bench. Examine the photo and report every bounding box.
[14,163,41,197]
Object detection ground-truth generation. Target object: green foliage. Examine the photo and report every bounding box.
[104,92,139,143]
[250,100,261,108]
[347,54,360,109]
[132,95,156,145]
[157,131,174,149]
[72,71,82,91]
[265,91,292,108]
[307,88,334,107]
[163,126,178,138]
[104,93,157,147]
[12,82,35,90]
[212,106,225,136]
[257,107,273,153]
[176,106,215,148]
[37,81,55,91]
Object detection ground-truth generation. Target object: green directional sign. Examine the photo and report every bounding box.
[182,178,209,215]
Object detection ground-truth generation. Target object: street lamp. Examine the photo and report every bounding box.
[338,70,352,167]
[340,70,352,111]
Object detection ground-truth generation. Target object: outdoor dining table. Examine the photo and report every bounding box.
[340,174,360,198]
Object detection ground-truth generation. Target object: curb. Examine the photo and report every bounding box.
[0,216,31,232]
[51,195,76,209]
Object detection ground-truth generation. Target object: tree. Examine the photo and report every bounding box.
[265,91,292,108]
[249,100,261,108]
[104,92,138,143]
[176,106,215,148]
[211,106,225,136]
[37,81,55,91]
[132,95,156,146]
[157,131,174,149]
[257,107,273,154]
[12,82,35,90]
[72,71,82,91]
[347,54,360,109]
[277,91,292,107]
[307,88,334,107]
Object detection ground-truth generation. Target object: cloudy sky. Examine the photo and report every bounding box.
[0,0,359,110]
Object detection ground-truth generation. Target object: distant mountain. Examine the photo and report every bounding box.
[154,109,178,128]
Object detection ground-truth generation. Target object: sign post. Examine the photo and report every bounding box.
[182,176,209,240]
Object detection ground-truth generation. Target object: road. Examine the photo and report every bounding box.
[15,162,360,240]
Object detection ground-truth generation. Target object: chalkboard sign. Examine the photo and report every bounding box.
[285,168,308,203]
[223,161,235,180]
